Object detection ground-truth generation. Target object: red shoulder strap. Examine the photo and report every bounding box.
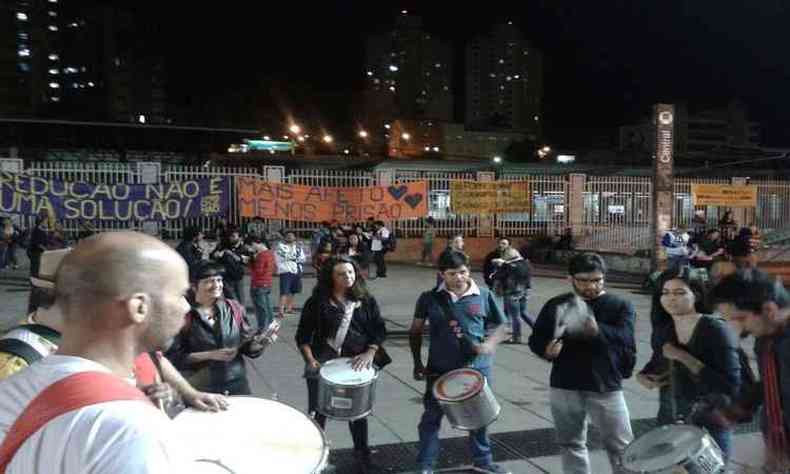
[0,371,152,472]
[226,299,245,328]
[133,352,160,387]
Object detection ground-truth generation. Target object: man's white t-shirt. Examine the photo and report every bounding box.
[0,355,188,474]
[371,227,390,252]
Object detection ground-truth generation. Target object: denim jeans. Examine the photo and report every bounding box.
[417,366,493,469]
[550,388,634,474]
[250,286,274,331]
[503,290,534,338]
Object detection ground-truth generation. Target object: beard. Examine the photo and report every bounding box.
[141,297,183,353]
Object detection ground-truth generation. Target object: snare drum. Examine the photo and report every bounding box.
[623,424,725,474]
[173,396,329,474]
[432,368,500,431]
[317,357,378,421]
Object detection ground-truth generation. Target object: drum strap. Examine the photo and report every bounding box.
[0,371,153,473]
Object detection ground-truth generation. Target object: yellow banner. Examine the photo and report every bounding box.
[691,183,757,207]
[450,180,531,215]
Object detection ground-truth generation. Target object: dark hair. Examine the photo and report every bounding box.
[426,216,435,225]
[245,235,268,247]
[651,266,708,327]
[438,251,469,272]
[710,269,790,313]
[313,256,369,302]
[498,237,510,244]
[182,225,202,243]
[568,252,606,276]
[30,286,56,312]
[191,261,225,283]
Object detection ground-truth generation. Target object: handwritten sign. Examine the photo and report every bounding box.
[0,172,230,221]
[449,180,531,215]
[691,184,757,207]
[237,179,428,222]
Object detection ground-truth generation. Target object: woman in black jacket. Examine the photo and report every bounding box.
[637,266,741,460]
[166,262,268,395]
[295,255,387,473]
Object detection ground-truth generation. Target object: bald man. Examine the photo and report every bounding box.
[0,232,193,473]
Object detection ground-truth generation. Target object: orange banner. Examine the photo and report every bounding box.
[237,179,429,222]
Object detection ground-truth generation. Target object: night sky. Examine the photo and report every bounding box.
[149,1,790,146]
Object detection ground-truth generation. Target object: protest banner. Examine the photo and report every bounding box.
[449,180,531,215]
[691,183,757,207]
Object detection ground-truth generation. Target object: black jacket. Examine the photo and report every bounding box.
[211,241,247,281]
[176,240,203,274]
[166,299,262,393]
[295,295,387,362]
[482,250,502,287]
[491,257,531,295]
[529,292,636,392]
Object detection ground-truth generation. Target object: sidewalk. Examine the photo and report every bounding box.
[0,259,767,473]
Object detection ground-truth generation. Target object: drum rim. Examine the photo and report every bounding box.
[433,368,485,402]
[176,395,330,473]
[623,424,709,471]
[319,357,378,385]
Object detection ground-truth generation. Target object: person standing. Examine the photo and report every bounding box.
[247,236,276,332]
[0,232,194,473]
[295,256,387,474]
[1,218,20,270]
[409,251,510,474]
[370,220,390,279]
[176,226,205,276]
[491,248,534,344]
[420,217,437,265]
[636,266,741,460]
[276,231,306,316]
[26,213,49,278]
[483,237,511,288]
[528,253,636,474]
[711,269,790,472]
[166,262,269,396]
[210,228,249,304]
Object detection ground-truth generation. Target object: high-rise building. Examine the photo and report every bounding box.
[362,13,453,128]
[465,22,543,139]
[0,0,166,123]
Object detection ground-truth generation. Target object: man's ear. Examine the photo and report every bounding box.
[126,293,150,324]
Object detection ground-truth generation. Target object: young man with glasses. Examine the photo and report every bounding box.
[528,253,636,474]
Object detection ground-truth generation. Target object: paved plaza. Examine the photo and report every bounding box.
[0,257,768,473]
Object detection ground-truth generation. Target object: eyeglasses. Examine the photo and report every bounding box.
[573,276,604,285]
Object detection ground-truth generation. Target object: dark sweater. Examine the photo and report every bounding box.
[528,292,636,392]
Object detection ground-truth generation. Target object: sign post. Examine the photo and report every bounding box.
[652,104,675,271]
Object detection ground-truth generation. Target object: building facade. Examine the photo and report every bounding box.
[465,22,543,139]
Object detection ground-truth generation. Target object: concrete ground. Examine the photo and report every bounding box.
[0,254,769,473]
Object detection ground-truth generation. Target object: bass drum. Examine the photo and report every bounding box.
[623,424,725,474]
[173,396,329,474]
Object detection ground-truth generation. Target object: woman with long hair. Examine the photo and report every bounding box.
[295,256,387,473]
[637,266,741,459]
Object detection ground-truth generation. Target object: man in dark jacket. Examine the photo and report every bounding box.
[210,228,249,303]
[491,248,533,343]
[176,226,204,276]
[483,237,510,288]
[528,253,636,474]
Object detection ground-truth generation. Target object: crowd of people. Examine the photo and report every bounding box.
[0,218,788,473]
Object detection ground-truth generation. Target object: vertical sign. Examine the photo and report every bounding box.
[652,104,675,271]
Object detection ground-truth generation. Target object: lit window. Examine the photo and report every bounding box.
[499,59,504,64]
[435,63,441,68]
[18,48,30,57]
[373,78,380,84]
[388,64,398,72]
[51,96,60,102]
[16,12,28,21]
[64,67,77,73]
[69,22,78,27]
[49,82,60,88]
[534,115,539,121]
[49,11,57,17]
[88,81,94,87]
[48,68,58,74]
[81,66,87,72]
[18,63,30,72]
[506,76,512,81]
[514,74,520,79]
[489,73,496,78]
[72,82,79,88]
[388,86,396,92]
[18,32,28,40]
[443,86,448,91]
[48,0,58,3]
[48,25,58,31]
[366,71,373,76]
[48,54,59,61]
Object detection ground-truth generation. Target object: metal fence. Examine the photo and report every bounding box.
[7,160,790,253]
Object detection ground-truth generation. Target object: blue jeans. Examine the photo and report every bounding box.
[504,290,533,338]
[708,428,732,461]
[250,286,274,331]
[550,388,634,474]
[417,366,493,469]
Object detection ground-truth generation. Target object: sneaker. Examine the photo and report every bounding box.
[472,463,511,474]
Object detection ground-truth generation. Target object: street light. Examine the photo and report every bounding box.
[493,155,503,164]
[289,124,301,134]
[401,132,411,140]
[297,136,306,142]
[323,135,333,143]
[359,130,368,138]
[541,145,551,153]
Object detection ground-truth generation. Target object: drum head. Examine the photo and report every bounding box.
[320,357,376,385]
[433,368,485,402]
[174,396,328,474]
[623,424,705,472]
